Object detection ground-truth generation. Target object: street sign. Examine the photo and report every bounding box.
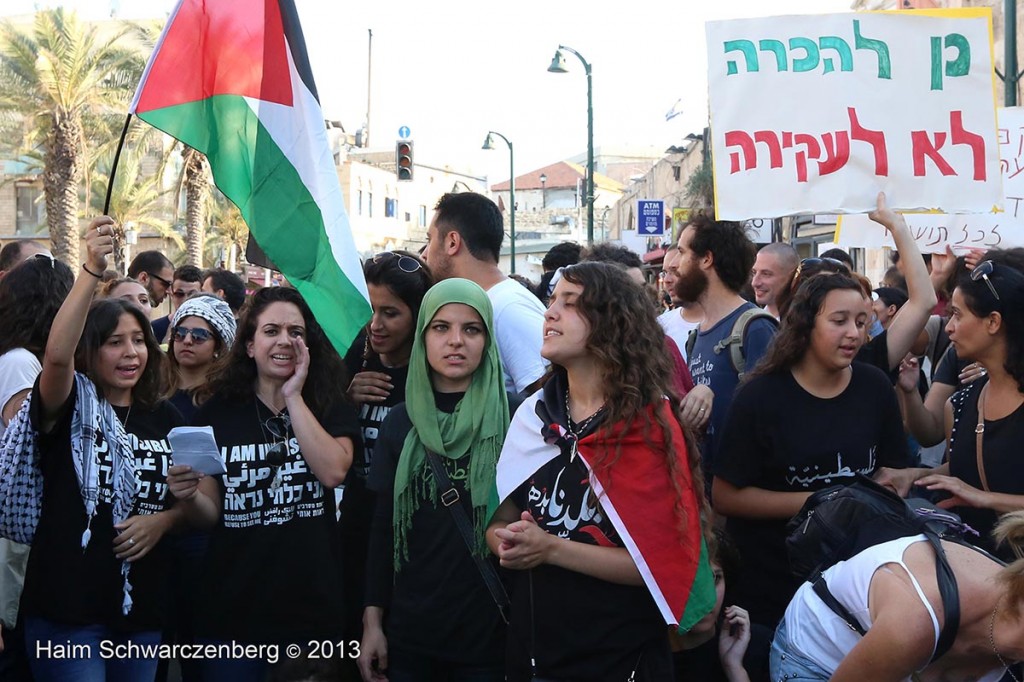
[637,200,665,236]
[398,126,411,139]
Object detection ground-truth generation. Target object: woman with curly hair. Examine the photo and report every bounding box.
[175,286,359,679]
[877,255,1024,561]
[488,261,712,681]
[712,271,910,630]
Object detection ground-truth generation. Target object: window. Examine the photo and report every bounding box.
[385,198,396,218]
[419,205,427,226]
[672,166,681,181]
[357,190,363,216]
[15,184,45,234]
[368,192,373,218]
[404,212,411,223]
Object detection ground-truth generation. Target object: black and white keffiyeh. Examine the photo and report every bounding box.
[70,373,141,615]
[0,395,43,545]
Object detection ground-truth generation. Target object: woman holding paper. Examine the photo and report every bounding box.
[186,286,359,679]
[18,217,212,681]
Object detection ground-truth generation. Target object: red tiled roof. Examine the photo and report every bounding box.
[492,161,622,192]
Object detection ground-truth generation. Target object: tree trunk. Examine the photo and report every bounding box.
[183,147,209,268]
[43,112,83,270]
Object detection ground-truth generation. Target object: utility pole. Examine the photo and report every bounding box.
[365,29,373,146]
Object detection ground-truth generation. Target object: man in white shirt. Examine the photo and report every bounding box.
[657,245,703,360]
[423,192,548,395]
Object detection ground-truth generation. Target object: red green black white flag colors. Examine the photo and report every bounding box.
[130,0,370,355]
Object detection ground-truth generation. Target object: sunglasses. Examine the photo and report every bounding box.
[372,251,423,274]
[792,256,849,283]
[970,260,1000,302]
[28,252,56,267]
[147,271,173,287]
[172,325,214,344]
[263,415,291,468]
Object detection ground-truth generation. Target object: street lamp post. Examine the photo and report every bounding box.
[548,45,594,246]
[539,173,547,209]
[482,131,516,274]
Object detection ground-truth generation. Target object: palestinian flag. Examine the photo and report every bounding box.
[492,387,716,633]
[130,0,370,355]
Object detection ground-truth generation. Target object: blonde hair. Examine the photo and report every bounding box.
[994,511,1024,616]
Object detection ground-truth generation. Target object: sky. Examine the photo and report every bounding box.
[4,0,854,185]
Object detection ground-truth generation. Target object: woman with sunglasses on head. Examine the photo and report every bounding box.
[0,252,73,680]
[488,262,709,682]
[359,278,514,682]
[102,276,153,316]
[161,294,237,422]
[712,270,910,631]
[340,250,432,670]
[876,254,1024,561]
[19,218,208,681]
[179,286,358,680]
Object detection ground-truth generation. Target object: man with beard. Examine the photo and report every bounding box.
[658,246,704,361]
[676,216,777,482]
[423,192,547,395]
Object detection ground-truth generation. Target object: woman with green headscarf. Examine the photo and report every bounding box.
[359,278,515,682]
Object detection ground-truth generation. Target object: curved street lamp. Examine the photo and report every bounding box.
[482,131,516,274]
[548,44,594,246]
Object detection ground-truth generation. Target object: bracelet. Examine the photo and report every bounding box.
[82,263,103,279]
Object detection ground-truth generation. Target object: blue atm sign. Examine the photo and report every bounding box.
[637,200,665,235]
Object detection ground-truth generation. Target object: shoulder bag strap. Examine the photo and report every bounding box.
[975,383,991,492]
[424,449,510,623]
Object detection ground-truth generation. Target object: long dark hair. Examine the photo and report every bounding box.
[955,260,1024,392]
[752,272,865,378]
[0,255,74,358]
[208,287,347,416]
[559,262,707,527]
[361,251,434,362]
[74,299,164,408]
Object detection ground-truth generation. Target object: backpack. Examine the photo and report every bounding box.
[685,307,778,379]
[785,475,983,664]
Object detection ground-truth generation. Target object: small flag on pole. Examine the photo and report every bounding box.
[665,98,684,122]
[130,0,371,356]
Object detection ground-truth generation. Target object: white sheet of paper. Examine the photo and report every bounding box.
[168,426,226,475]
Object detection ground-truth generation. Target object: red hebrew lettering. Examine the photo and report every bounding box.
[793,133,821,183]
[725,131,757,173]
[949,111,986,181]
[911,131,956,177]
[848,107,888,176]
[753,131,783,168]
[818,131,851,175]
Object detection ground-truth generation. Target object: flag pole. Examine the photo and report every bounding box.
[103,113,133,215]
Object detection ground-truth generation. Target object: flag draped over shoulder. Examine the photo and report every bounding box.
[130,0,370,355]
[492,390,716,633]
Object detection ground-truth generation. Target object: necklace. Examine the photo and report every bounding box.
[564,389,605,463]
[116,404,132,429]
[990,596,1021,682]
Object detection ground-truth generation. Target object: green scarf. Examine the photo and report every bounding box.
[393,278,510,570]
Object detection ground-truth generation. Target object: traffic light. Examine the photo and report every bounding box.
[396,140,413,181]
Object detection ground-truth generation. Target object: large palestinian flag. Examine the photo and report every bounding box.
[130,0,370,355]
[492,388,716,633]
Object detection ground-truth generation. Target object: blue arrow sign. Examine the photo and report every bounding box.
[398,126,411,140]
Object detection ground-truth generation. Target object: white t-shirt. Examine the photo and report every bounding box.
[0,347,40,629]
[486,279,549,394]
[657,308,702,362]
[0,348,41,438]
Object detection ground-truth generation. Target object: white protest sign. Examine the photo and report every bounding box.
[838,106,1024,252]
[707,9,1001,220]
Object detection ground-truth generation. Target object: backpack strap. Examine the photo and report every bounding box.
[710,308,779,379]
[685,326,698,361]
[812,532,959,664]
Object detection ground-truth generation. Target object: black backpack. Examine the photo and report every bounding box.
[785,475,980,663]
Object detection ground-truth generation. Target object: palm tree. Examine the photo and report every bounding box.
[180,145,210,268]
[205,190,249,268]
[0,9,141,266]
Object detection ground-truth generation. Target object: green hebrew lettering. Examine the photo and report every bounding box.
[944,33,970,76]
[853,19,892,79]
[819,36,853,73]
[724,39,759,75]
[788,37,820,72]
[758,39,788,71]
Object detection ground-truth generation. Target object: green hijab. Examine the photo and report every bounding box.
[393,278,509,569]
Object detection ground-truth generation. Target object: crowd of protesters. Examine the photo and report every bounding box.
[0,189,1023,682]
